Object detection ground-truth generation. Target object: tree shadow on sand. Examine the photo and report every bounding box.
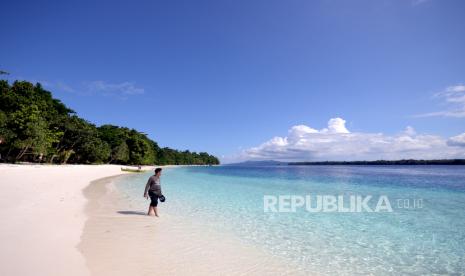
[117,211,147,216]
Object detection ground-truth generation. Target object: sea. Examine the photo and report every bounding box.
[114,165,465,275]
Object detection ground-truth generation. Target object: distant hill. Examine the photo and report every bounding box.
[228,159,465,166]
[289,159,465,165]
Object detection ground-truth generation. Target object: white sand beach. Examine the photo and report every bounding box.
[0,164,303,276]
[0,164,133,276]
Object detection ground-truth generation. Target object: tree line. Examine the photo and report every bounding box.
[0,80,220,165]
[288,159,465,165]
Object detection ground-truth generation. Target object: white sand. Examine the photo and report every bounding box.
[0,164,131,276]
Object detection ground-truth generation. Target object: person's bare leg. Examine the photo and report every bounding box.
[147,205,155,216]
[154,207,159,217]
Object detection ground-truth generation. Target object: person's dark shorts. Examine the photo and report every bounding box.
[148,191,159,207]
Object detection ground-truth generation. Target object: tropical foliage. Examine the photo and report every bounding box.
[0,80,220,165]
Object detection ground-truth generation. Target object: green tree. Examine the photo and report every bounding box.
[0,80,219,165]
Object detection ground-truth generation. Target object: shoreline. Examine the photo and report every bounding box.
[78,168,306,275]
[1,164,305,275]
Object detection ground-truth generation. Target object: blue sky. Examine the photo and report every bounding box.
[1,0,465,162]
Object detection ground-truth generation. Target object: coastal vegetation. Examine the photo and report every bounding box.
[0,80,220,165]
[229,159,465,166]
[288,159,465,165]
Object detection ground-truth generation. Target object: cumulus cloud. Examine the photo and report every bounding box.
[322,118,350,134]
[229,118,465,162]
[448,133,465,147]
[416,84,465,118]
[86,81,144,97]
[403,126,416,136]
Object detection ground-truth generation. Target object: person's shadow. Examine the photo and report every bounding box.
[117,211,147,216]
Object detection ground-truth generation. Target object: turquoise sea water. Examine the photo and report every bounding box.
[115,165,465,275]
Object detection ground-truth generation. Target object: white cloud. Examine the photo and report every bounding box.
[9,77,144,99]
[403,126,416,136]
[12,78,75,93]
[51,81,75,93]
[86,81,144,97]
[416,84,465,118]
[448,133,465,147]
[322,117,350,134]
[228,118,465,162]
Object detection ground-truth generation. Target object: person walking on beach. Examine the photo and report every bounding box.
[144,168,163,217]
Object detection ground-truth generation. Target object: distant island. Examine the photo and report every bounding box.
[288,159,465,165]
[0,80,220,165]
[229,159,465,166]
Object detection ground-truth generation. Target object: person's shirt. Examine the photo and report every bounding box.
[144,175,162,196]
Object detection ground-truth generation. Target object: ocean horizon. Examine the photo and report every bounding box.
[115,165,465,275]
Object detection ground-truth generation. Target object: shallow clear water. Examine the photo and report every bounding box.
[115,165,465,275]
